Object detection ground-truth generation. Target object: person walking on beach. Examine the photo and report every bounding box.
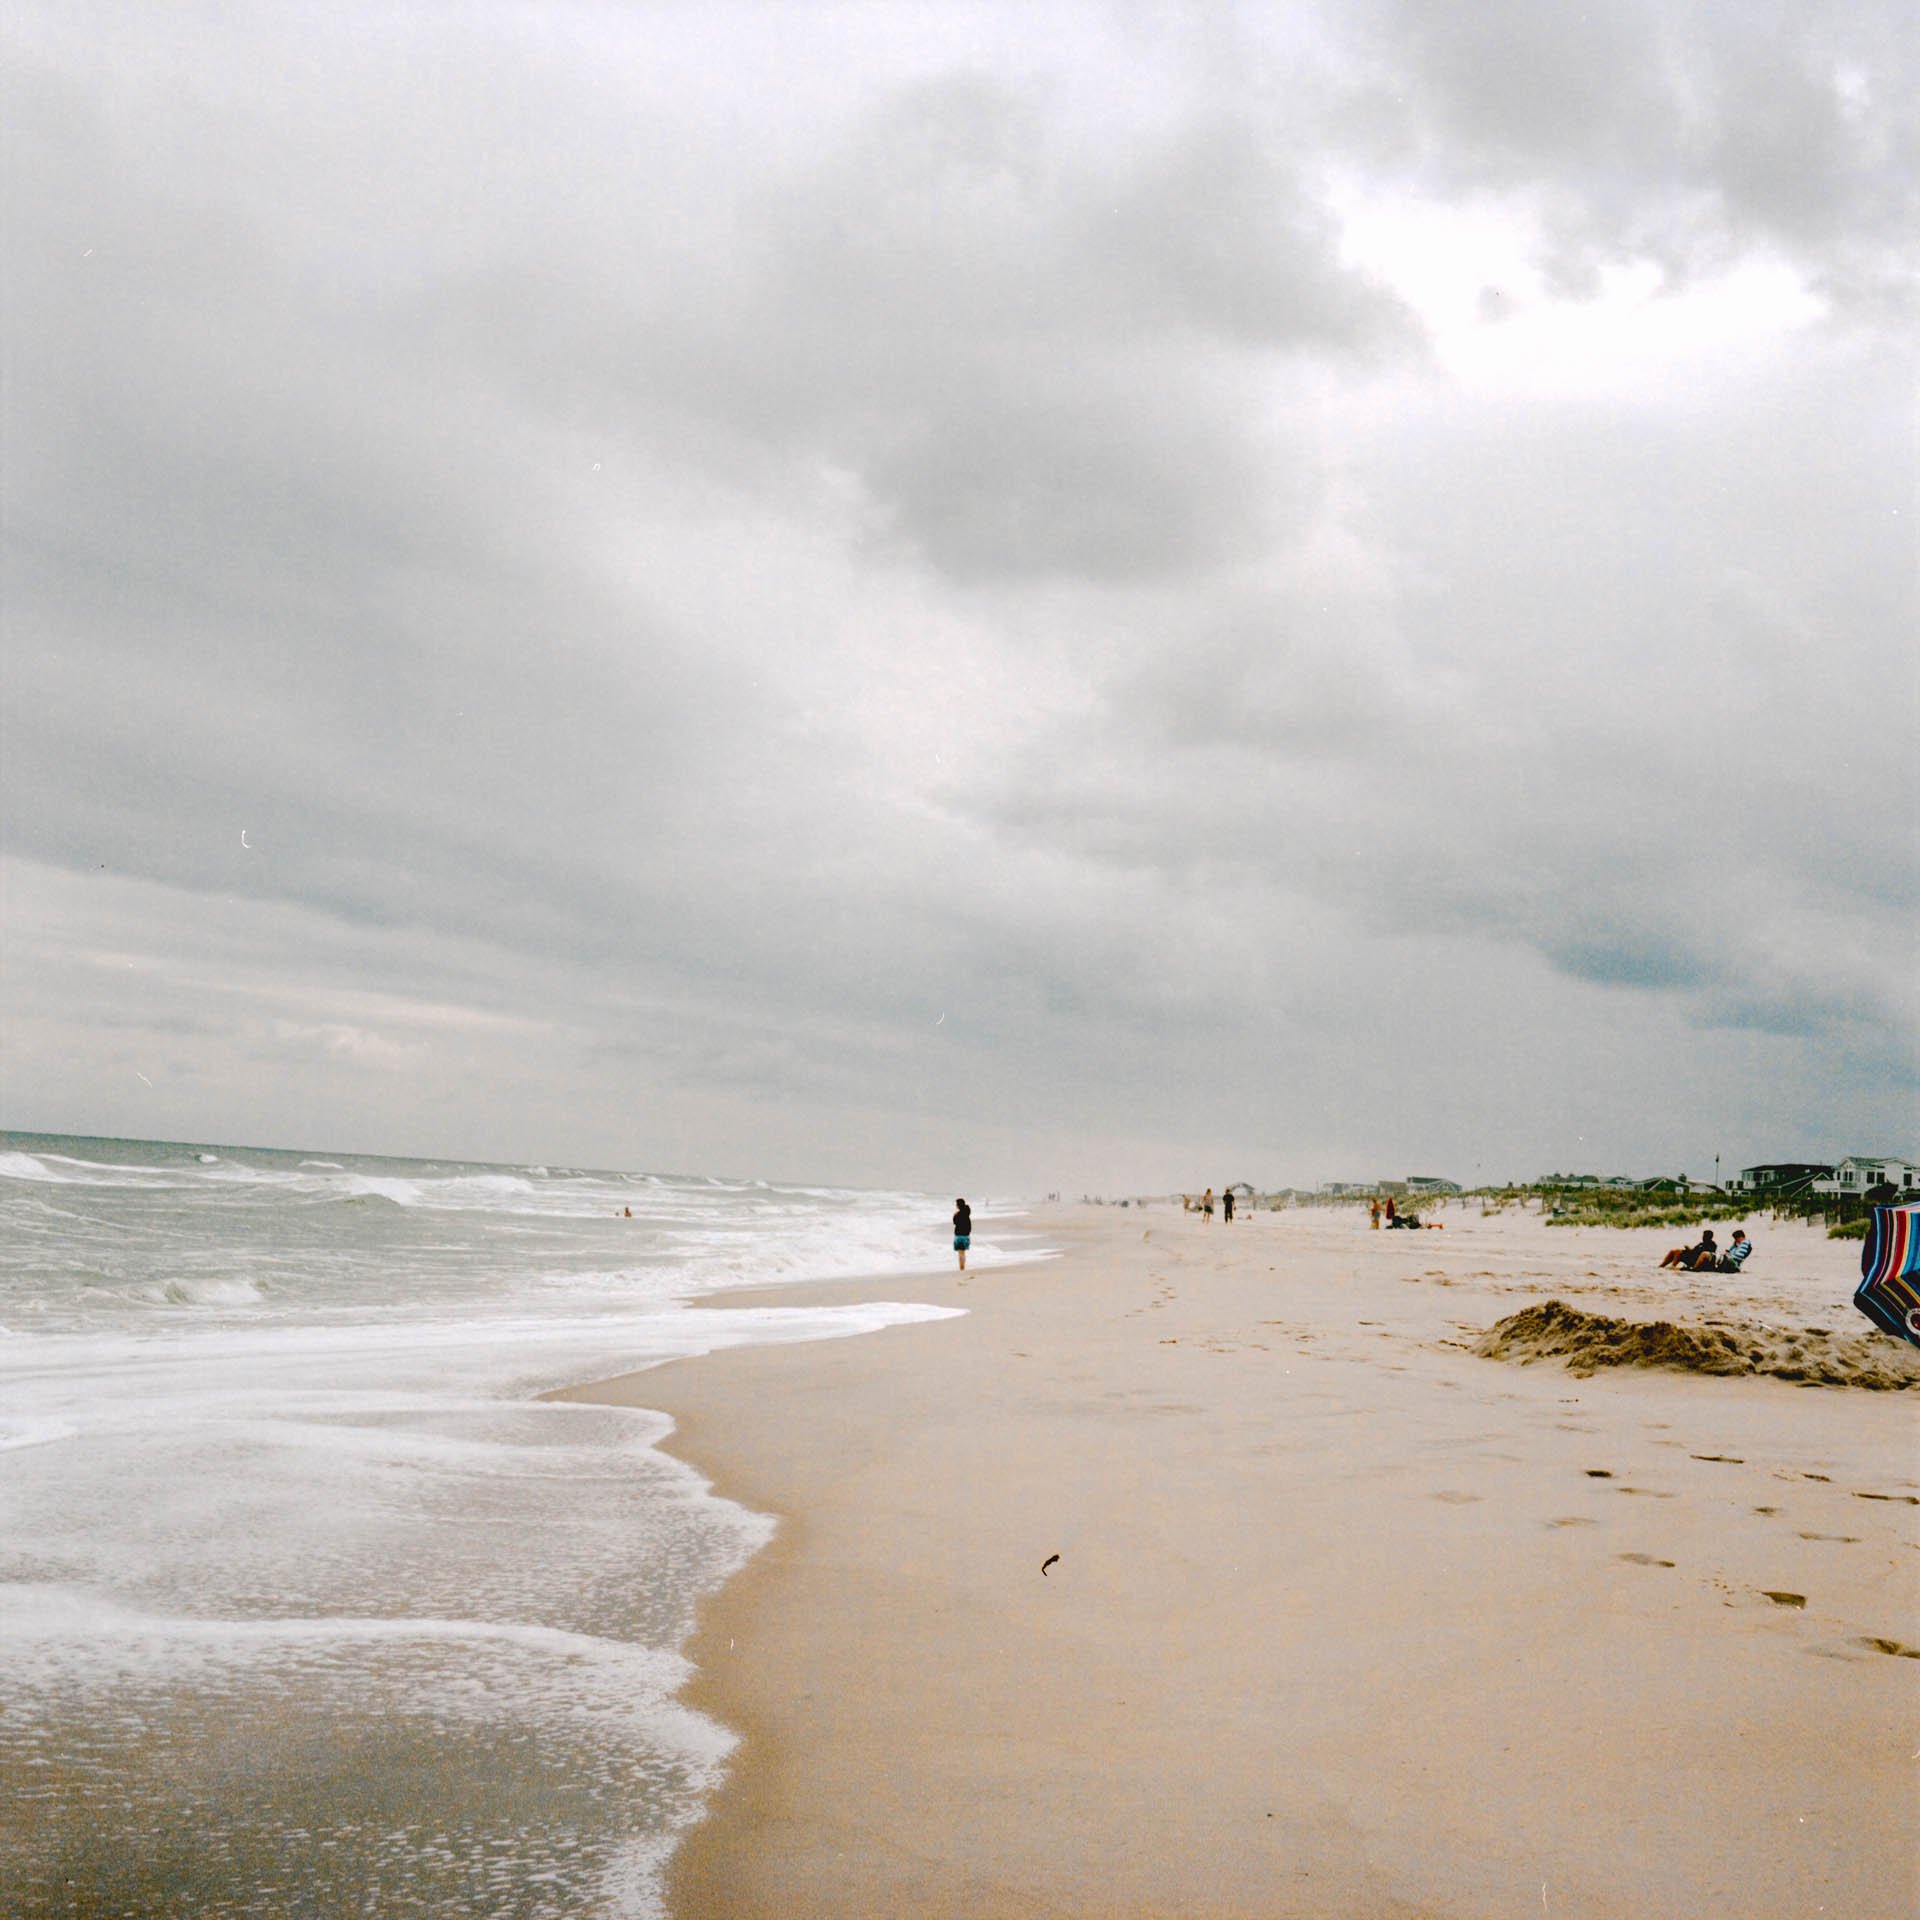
[1222,1187,1235,1223]
[953,1197,972,1273]
[1202,1187,1215,1221]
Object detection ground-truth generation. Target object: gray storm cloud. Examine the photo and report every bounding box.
[3,1,1913,1189]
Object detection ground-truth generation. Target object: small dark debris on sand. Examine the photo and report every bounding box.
[1473,1301,1920,1389]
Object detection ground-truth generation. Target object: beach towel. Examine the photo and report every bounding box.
[1852,1202,1920,1348]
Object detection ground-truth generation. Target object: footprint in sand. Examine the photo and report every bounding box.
[1618,1487,1678,1499]
[1546,1516,1598,1528]
[1802,1472,1833,1483]
[1584,1469,1614,1479]
[1854,1491,1920,1505]
[1430,1490,1481,1504]
[1798,1532,1861,1543]
[1753,1506,1780,1517]
[1619,1552,1676,1567]
[1761,1591,1807,1608]
[1691,1454,1745,1465]
[1857,1636,1920,1659]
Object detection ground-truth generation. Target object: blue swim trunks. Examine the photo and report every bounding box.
[954,1234,970,1250]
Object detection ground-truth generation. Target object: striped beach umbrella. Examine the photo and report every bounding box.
[1852,1202,1920,1348]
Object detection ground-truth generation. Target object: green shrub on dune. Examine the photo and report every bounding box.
[1539,1193,1753,1230]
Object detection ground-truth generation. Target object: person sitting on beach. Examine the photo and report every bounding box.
[1659,1229,1717,1270]
[1713,1229,1752,1273]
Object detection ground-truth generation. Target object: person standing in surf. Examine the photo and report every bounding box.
[953,1197,972,1273]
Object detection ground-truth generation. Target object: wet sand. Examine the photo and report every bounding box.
[564,1204,1919,1919]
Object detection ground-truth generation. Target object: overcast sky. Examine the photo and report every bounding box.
[4,1,1914,1194]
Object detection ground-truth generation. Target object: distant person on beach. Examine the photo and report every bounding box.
[953,1198,971,1272]
[1202,1188,1215,1220]
[1383,1194,1396,1226]
[1369,1198,1381,1230]
[1659,1229,1717,1270]
[1223,1188,1235,1223]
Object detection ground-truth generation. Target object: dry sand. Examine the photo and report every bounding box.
[563,1204,1919,1919]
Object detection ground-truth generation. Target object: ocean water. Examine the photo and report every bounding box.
[0,1133,1007,1918]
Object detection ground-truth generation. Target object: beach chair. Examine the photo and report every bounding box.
[1853,1202,1920,1348]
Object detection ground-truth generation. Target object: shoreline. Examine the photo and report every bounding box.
[563,1205,1919,1918]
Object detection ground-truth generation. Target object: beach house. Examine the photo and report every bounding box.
[1727,1162,1832,1196]
[1812,1156,1919,1198]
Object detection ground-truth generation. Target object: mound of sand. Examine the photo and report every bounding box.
[1474,1299,1920,1390]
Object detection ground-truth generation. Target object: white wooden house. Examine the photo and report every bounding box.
[1812,1156,1919,1196]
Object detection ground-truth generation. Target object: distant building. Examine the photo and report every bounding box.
[1405,1176,1461,1195]
[1727,1162,1831,1196]
[1319,1181,1371,1197]
[1813,1156,1919,1197]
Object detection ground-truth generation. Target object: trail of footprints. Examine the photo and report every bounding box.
[1534,1454,1920,1660]
[1125,1277,1917,1655]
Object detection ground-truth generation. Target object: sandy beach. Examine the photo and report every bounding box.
[564,1203,1919,1919]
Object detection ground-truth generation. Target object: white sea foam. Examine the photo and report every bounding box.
[0,1412,82,1452]
[160,1276,272,1307]
[0,1130,1016,1918]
